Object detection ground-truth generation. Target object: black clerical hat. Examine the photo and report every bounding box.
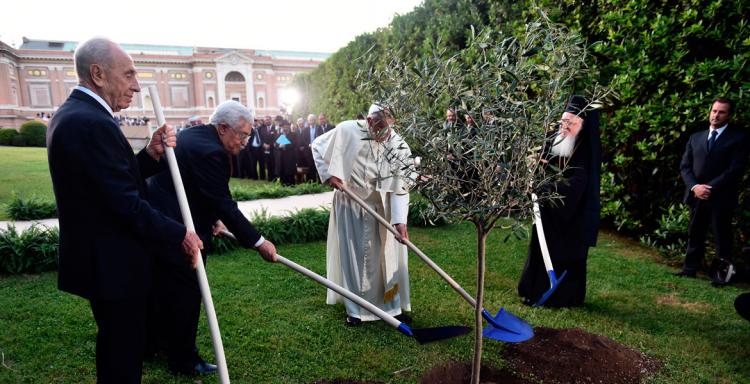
[564,95,588,118]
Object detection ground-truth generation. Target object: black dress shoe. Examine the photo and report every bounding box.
[345,316,362,326]
[674,270,697,278]
[170,361,218,376]
[193,361,218,375]
[395,313,412,324]
[735,293,750,322]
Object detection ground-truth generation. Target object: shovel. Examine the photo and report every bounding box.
[339,184,533,343]
[219,230,470,344]
[148,86,230,383]
[531,193,568,307]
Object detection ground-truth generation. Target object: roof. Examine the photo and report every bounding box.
[19,38,330,60]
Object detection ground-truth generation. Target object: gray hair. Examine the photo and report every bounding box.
[210,100,253,129]
[74,37,116,84]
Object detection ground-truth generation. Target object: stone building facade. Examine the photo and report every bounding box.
[0,38,328,131]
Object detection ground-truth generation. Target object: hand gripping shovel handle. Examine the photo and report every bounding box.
[148,86,230,383]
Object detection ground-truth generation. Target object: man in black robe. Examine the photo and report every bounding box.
[518,95,601,308]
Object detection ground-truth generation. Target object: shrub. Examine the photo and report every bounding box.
[0,225,59,274]
[409,193,448,227]
[230,181,330,201]
[211,208,330,254]
[5,194,58,221]
[19,121,47,147]
[10,134,26,147]
[0,128,19,146]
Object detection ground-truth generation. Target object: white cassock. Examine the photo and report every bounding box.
[312,119,413,321]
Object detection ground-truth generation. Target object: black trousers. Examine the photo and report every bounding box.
[683,199,734,272]
[247,146,264,180]
[150,258,203,373]
[90,297,147,384]
[264,150,275,181]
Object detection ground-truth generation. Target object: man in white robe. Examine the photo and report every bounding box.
[312,105,413,325]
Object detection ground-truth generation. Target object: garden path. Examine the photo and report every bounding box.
[0,191,334,232]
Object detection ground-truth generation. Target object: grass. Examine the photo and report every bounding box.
[0,147,54,220]
[0,146,326,221]
[1,223,749,383]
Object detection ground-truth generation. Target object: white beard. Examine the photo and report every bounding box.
[550,133,577,158]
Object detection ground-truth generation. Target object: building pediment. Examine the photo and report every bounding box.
[216,51,253,65]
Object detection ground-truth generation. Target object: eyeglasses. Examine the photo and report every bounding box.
[235,130,250,141]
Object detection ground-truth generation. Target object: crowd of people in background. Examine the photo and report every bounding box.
[225,112,336,185]
[114,114,150,127]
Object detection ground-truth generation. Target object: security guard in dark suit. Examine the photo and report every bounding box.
[678,98,749,284]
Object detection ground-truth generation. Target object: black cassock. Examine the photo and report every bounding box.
[518,113,600,308]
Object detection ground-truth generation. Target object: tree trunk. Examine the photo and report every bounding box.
[470,224,488,384]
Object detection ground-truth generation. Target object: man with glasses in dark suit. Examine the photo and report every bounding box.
[146,100,277,376]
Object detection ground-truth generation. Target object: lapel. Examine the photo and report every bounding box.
[70,89,116,123]
[710,126,734,154]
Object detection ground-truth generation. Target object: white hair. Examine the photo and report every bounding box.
[210,100,253,129]
[74,37,116,84]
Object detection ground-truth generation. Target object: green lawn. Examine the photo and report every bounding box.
[1,223,748,383]
[0,146,54,220]
[0,145,281,220]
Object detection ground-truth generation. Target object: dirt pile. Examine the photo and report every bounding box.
[315,327,661,384]
[502,327,661,384]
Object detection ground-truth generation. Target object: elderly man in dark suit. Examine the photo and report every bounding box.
[47,37,203,383]
[677,98,749,285]
[146,100,277,375]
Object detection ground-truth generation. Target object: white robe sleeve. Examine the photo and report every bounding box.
[390,192,409,225]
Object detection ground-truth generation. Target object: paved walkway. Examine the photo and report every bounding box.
[0,191,334,233]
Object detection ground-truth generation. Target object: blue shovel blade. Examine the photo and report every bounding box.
[534,269,568,307]
[482,308,534,343]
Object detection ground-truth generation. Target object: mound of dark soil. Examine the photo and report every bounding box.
[315,327,661,384]
[501,327,661,384]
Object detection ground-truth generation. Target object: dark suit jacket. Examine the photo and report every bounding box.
[262,124,278,147]
[680,125,749,207]
[47,89,185,301]
[298,125,324,167]
[320,123,335,133]
[147,124,262,251]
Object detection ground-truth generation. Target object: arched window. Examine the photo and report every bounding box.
[224,71,245,82]
[257,97,265,108]
[207,96,215,108]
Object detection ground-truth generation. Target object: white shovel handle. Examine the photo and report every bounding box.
[218,230,401,328]
[148,86,230,383]
[531,193,554,272]
[339,184,478,307]
[276,254,402,328]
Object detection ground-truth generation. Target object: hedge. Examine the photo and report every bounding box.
[19,121,47,147]
[0,128,19,146]
[293,0,750,265]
